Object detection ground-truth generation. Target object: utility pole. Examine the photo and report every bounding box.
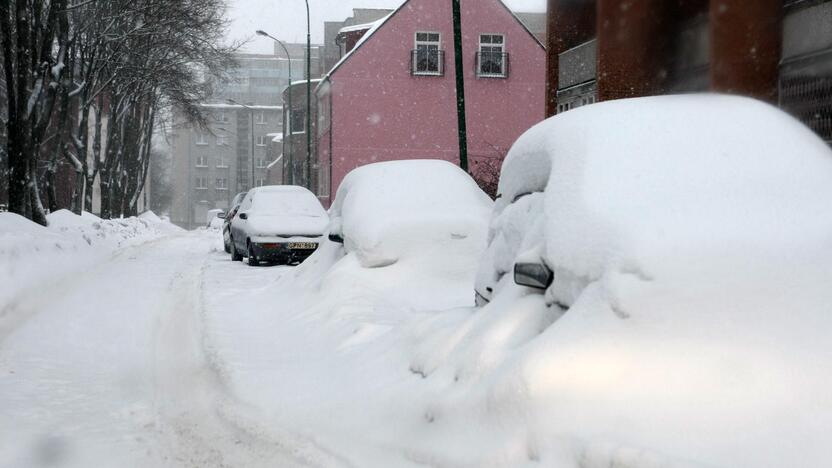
[305,0,313,190]
[452,0,469,172]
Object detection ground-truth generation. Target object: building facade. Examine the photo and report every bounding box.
[546,0,832,144]
[315,0,547,205]
[170,53,288,229]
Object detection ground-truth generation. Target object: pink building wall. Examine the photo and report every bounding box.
[317,0,546,204]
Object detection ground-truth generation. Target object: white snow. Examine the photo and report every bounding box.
[3,96,832,468]
[0,210,181,309]
[328,159,493,268]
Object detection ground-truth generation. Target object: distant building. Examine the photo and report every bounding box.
[547,0,832,144]
[315,0,547,205]
[324,9,395,72]
[282,79,321,191]
[169,53,287,229]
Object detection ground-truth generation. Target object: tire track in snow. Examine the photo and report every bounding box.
[151,236,352,468]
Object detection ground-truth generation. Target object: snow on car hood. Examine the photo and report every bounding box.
[246,214,329,237]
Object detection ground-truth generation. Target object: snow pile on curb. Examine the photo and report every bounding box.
[0,210,182,307]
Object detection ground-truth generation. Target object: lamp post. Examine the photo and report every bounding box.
[304,0,312,191]
[227,99,256,190]
[256,30,293,185]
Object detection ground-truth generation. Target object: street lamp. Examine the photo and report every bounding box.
[227,98,256,190]
[256,30,293,185]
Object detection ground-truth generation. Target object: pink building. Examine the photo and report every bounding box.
[315,0,546,204]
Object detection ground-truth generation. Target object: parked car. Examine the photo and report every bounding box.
[223,192,247,253]
[475,94,832,310]
[229,186,328,266]
[206,209,225,229]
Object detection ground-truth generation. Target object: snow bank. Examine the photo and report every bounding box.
[0,210,182,307]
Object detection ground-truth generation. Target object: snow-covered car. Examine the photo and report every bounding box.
[223,191,247,253]
[229,186,328,266]
[476,94,832,309]
[318,160,492,309]
[206,209,225,229]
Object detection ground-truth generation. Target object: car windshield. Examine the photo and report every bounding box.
[252,191,325,217]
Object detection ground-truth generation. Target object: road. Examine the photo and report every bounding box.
[0,231,344,468]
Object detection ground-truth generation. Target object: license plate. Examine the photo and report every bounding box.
[288,242,317,250]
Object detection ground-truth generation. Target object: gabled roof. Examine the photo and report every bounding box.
[319,0,546,88]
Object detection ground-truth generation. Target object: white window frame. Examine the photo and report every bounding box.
[255,111,267,125]
[256,158,267,169]
[255,178,266,187]
[256,135,267,146]
[195,155,208,167]
[195,176,208,190]
[478,33,507,78]
[215,111,229,123]
[215,177,228,191]
[195,132,208,146]
[413,31,442,76]
[216,154,228,168]
[217,134,229,146]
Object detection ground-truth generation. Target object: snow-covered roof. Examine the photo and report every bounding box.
[338,21,377,35]
[266,155,284,170]
[289,78,323,87]
[200,103,283,110]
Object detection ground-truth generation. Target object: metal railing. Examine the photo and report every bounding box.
[476,51,510,78]
[410,49,445,76]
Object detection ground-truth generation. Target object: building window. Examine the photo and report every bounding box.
[477,34,507,78]
[215,111,229,123]
[256,158,267,168]
[291,109,306,134]
[256,112,267,125]
[217,134,229,146]
[195,176,208,190]
[255,178,266,187]
[195,155,208,167]
[195,132,208,145]
[256,135,267,146]
[216,155,228,168]
[412,32,443,76]
[216,178,228,190]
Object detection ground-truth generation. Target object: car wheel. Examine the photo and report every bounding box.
[230,238,243,262]
[224,240,231,254]
[248,242,259,267]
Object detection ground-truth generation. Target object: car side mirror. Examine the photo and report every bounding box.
[328,233,344,244]
[217,212,226,219]
[239,213,248,220]
[514,262,554,290]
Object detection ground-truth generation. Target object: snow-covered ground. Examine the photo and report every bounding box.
[3,98,832,467]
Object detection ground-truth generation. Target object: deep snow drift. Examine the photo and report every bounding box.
[0,210,181,308]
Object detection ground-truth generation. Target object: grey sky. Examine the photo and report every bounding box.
[228,0,546,54]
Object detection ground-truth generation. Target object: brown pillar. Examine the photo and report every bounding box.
[597,0,670,101]
[710,0,782,103]
[546,0,596,116]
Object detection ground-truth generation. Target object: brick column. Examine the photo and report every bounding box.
[710,0,782,103]
[546,0,596,116]
[597,0,670,101]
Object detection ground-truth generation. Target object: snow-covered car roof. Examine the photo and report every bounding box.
[500,94,832,285]
[329,160,493,267]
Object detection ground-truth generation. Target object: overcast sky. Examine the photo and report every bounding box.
[228,0,547,54]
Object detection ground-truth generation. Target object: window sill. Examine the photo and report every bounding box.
[195,165,209,168]
[217,165,229,169]
[412,72,442,77]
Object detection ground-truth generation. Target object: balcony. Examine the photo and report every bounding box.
[476,51,510,78]
[410,49,445,76]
